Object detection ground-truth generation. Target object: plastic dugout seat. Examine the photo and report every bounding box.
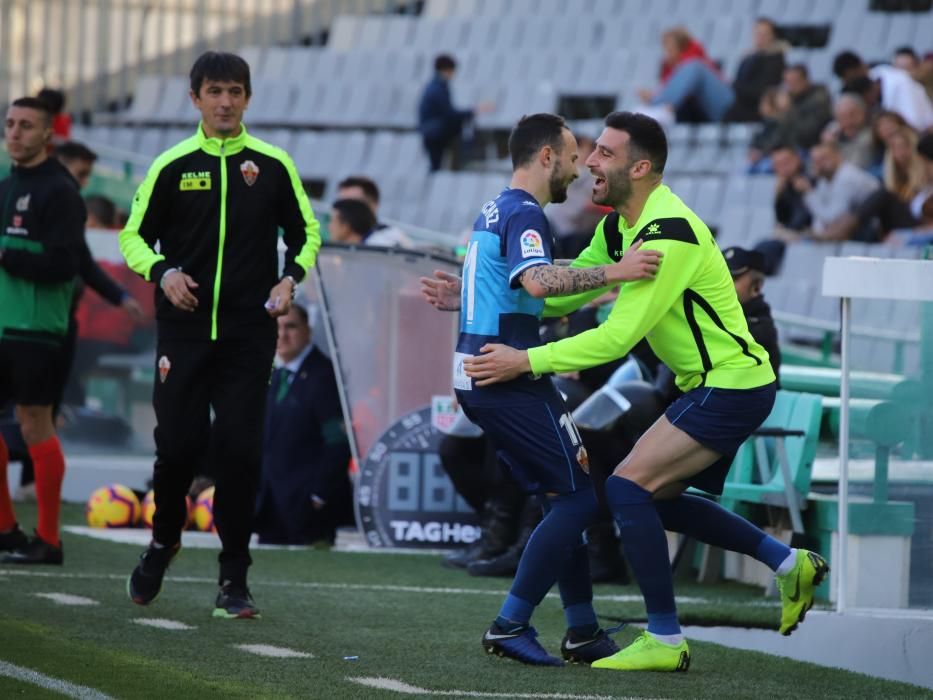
[885,14,917,54]
[747,175,777,208]
[283,81,324,128]
[258,47,292,82]
[692,177,725,226]
[291,131,324,181]
[422,0,456,16]
[854,15,891,60]
[328,15,363,50]
[464,15,502,51]
[725,123,754,145]
[124,75,163,123]
[136,128,163,159]
[719,391,823,534]
[715,205,750,249]
[808,0,842,23]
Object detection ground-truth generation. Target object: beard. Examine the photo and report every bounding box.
[548,164,571,204]
[594,166,633,207]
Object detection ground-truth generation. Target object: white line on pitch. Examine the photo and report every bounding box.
[235,644,313,659]
[0,660,115,700]
[131,618,195,630]
[0,569,727,606]
[33,592,99,606]
[347,676,646,699]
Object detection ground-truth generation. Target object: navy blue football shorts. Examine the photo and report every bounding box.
[456,383,591,496]
[665,382,777,495]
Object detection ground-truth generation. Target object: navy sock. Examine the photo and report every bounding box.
[559,538,597,634]
[654,494,791,571]
[497,489,597,627]
[605,476,680,636]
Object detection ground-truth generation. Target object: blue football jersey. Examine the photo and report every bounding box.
[454,188,553,393]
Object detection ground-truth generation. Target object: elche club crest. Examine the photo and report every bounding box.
[240,160,259,186]
[158,355,171,383]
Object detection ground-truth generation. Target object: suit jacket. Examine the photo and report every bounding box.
[256,347,350,539]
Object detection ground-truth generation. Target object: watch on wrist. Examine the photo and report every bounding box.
[283,275,297,299]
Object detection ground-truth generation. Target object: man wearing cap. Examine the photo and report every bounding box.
[722,246,780,383]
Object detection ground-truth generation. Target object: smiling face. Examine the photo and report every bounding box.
[191,80,249,138]
[4,106,51,167]
[585,127,641,207]
[546,128,580,204]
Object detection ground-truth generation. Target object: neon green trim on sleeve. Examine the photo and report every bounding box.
[245,137,321,276]
[119,137,199,281]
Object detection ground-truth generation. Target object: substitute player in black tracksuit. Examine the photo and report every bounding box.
[120,52,321,618]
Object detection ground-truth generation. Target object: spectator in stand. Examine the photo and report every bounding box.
[335,176,413,248]
[893,47,920,75]
[85,195,118,229]
[328,198,377,245]
[747,86,791,173]
[888,132,933,245]
[254,301,352,546]
[916,52,933,103]
[36,88,70,144]
[725,17,787,123]
[802,141,880,242]
[833,50,933,132]
[418,54,493,172]
[782,64,833,150]
[636,27,734,124]
[771,144,813,235]
[857,126,930,242]
[821,94,875,170]
[546,133,612,258]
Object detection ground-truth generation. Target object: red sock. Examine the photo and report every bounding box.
[0,435,15,532]
[29,435,65,547]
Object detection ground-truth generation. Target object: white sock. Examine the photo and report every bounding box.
[648,631,685,646]
[775,548,798,576]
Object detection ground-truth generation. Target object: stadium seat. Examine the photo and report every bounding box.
[328,15,364,50]
[248,81,296,126]
[151,76,192,124]
[124,75,164,123]
[720,391,823,534]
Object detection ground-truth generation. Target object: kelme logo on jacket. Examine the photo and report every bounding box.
[179,171,212,191]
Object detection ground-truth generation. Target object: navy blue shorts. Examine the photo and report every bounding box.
[665,382,777,495]
[457,385,591,496]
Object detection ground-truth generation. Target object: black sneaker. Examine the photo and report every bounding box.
[2,532,63,565]
[560,627,621,664]
[127,542,180,605]
[213,581,260,619]
[0,524,28,552]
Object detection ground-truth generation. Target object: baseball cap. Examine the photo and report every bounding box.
[722,246,766,276]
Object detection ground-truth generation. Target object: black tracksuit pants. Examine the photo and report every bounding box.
[151,331,275,586]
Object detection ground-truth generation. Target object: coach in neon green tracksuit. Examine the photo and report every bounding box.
[460,112,827,671]
[120,52,320,619]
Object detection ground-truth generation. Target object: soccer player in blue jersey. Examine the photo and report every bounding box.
[422,113,662,666]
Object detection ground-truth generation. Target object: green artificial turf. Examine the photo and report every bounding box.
[0,503,928,699]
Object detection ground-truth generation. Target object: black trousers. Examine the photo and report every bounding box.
[151,332,275,585]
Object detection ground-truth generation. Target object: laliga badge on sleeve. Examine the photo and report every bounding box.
[520,229,544,258]
[240,160,259,187]
[158,356,171,384]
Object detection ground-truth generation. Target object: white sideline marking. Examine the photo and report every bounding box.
[0,660,115,700]
[348,677,636,699]
[235,644,313,659]
[0,568,730,606]
[34,592,98,606]
[131,618,195,630]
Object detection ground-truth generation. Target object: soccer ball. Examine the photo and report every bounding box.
[140,490,192,529]
[192,486,216,533]
[86,484,141,528]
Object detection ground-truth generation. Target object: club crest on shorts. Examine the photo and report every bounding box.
[240,160,259,187]
[158,356,171,383]
[576,446,589,470]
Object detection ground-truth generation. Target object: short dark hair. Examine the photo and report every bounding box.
[784,63,809,79]
[508,113,568,169]
[603,111,668,175]
[833,50,863,79]
[842,75,875,98]
[434,54,457,72]
[37,88,66,114]
[290,303,309,325]
[54,141,97,163]
[894,46,917,60]
[85,195,118,228]
[755,17,776,32]
[190,51,251,98]
[337,175,380,205]
[10,96,53,126]
[332,198,377,237]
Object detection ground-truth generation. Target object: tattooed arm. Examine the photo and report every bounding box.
[519,240,662,299]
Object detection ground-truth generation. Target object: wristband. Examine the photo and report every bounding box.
[283,275,297,299]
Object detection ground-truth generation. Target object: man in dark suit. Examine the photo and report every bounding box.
[254,302,352,545]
